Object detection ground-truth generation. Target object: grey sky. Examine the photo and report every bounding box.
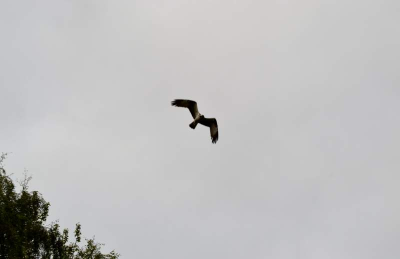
[1,0,400,258]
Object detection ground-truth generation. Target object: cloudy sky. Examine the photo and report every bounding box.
[1,1,400,258]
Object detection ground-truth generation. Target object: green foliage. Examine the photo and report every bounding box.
[0,153,120,258]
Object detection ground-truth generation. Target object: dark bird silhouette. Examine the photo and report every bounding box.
[171,99,219,144]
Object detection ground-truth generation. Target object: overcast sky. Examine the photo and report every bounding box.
[1,1,400,258]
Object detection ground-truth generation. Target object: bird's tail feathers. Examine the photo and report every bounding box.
[189,121,198,129]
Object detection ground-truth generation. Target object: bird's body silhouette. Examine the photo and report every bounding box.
[171,99,219,144]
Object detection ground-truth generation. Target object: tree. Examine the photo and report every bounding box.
[0,153,120,258]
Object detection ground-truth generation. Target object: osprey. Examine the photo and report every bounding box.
[171,99,219,144]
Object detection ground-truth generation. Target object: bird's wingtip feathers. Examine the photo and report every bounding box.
[212,133,219,144]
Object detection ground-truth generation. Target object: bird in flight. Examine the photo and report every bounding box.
[171,99,219,144]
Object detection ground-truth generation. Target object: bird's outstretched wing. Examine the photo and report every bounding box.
[171,99,200,119]
[200,118,219,144]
